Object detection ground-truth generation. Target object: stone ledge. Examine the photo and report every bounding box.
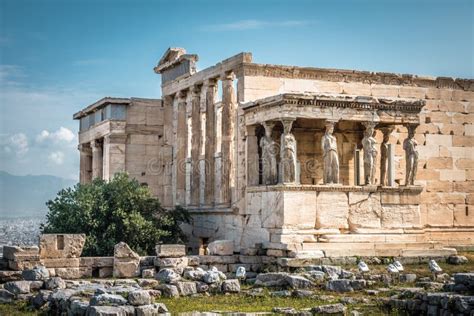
[247,185,423,193]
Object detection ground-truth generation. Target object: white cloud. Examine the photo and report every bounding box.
[202,19,314,31]
[1,133,29,157]
[48,151,65,165]
[36,127,75,143]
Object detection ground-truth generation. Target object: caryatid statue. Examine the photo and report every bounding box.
[260,121,278,185]
[380,127,394,186]
[322,121,339,184]
[362,122,378,185]
[280,119,297,184]
[403,124,419,186]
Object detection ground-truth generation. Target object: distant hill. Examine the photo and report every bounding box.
[0,171,77,218]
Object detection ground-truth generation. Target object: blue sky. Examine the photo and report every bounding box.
[0,0,472,180]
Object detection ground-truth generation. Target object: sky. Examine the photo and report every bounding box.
[0,0,472,180]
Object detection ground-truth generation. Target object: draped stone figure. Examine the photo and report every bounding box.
[403,125,419,186]
[380,127,394,186]
[362,123,377,185]
[260,122,278,185]
[280,119,297,184]
[322,121,339,184]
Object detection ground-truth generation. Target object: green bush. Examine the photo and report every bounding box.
[41,173,190,256]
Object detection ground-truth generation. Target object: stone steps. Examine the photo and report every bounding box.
[299,241,456,257]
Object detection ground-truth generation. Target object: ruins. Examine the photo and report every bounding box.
[74,47,474,258]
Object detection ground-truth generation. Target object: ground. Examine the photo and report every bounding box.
[1,252,473,315]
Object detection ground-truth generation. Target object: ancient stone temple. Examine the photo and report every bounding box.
[75,47,474,257]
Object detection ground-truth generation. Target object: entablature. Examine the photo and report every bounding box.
[242,93,425,126]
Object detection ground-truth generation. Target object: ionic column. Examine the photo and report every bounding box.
[404,124,419,186]
[280,118,297,184]
[246,125,259,187]
[220,72,237,205]
[361,122,377,185]
[91,139,103,180]
[204,79,217,205]
[261,121,278,185]
[79,143,92,184]
[380,126,395,186]
[190,85,202,206]
[175,90,188,205]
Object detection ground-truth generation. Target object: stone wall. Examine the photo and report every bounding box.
[125,99,165,199]
[235,69,473,246]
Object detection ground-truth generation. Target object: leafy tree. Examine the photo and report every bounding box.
[41,173,190,256]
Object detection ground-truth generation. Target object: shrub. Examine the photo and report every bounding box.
[41,173,190,256]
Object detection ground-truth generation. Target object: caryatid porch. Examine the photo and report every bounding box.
[242,93,429,255]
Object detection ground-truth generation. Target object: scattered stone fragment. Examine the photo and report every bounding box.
[137,278,159,288]
[22,265,50,281]
[270,290,292,297]
[4,280,31,294]
[141,268,155,279]
[113,242,140,278]
[272,307,296,314]
[127,290,151,306]
[0,289,15,303]
[221,279,240,293]
[89,293,127,306]
[135,303,169,316]
[44,277,66,290]
[86,305,128,316]
[447,255,468,265]
[69,299,89,315]
[311,303,347,314]
[255,272,288,287]
[155,284,179,298]
[400,273,417,283]
[207,240,234,256]
[176,281,198,296]
[285,275,314,289]
[155,268,181,283]
[326,279,353,293]
[292,289,313,298]
[195,281,209,293]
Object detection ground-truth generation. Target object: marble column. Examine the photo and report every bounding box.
[362,122,378,185]
[79,143,92,184]
[246,125,259,187]
[380,126,395,186]
[91,139,103,180]
[190,85,202,206]
[404,124,419,186]
[280,118,297,184]
[204,79,217,205]
[220,72,236,205]
[322,120,339,184]
[176,90,188,205]
[261,121,278,185]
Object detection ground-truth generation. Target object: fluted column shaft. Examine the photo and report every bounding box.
[175,90,188,205]
[204,80,217,205]
[220,73,236,205]
[79,144,92,184]
[190,86,202,206]
[91,139,103,180]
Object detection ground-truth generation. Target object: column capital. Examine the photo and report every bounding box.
[379,126,395,136]
[362,121,377,130]
[204,78,218,87]
[192,84,202,96]
[78,143,91,152]
[177,89,188,100]
[221,71,235,81]
[281,118,296,134]
[91,139,102,149]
